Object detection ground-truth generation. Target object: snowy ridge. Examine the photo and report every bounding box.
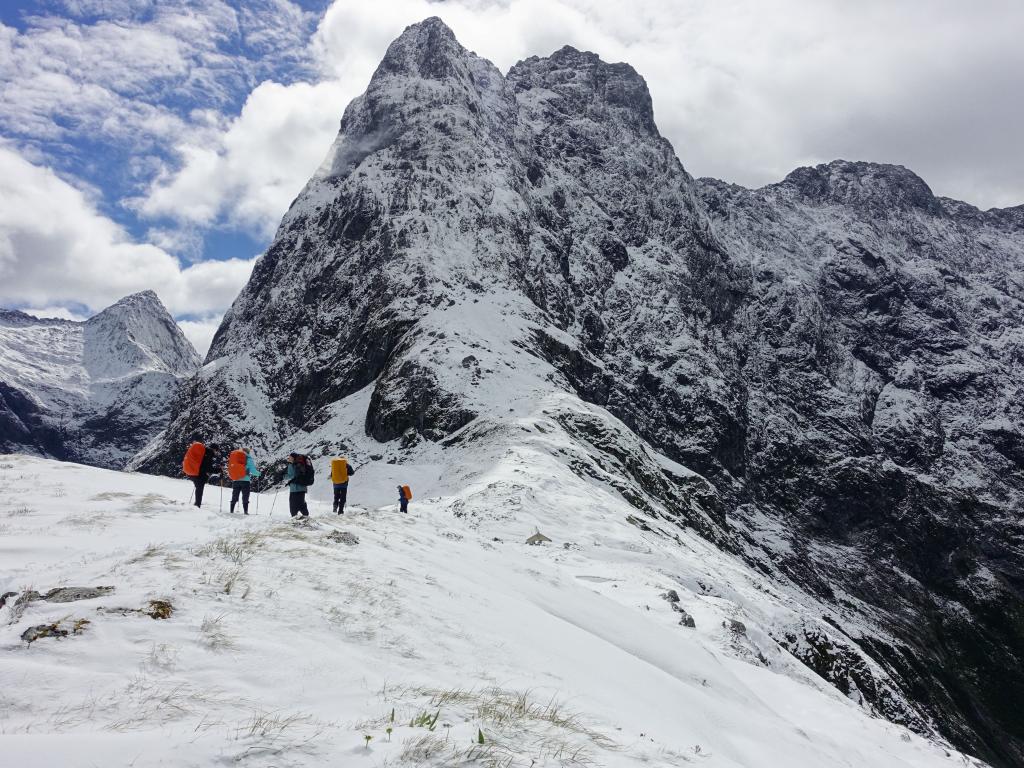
[0,454,984,768]
[0,291,200,468]
[139,18,1023,766]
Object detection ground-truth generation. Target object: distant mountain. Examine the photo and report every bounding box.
[138,18,1024,767]
[0,290,200,468]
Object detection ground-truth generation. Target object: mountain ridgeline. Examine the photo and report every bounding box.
[0,291,200,468]
[139,19,1024,767]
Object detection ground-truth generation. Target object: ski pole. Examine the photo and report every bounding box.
[255,474,260,515]
[219,473,224,513]
[187,487,194,506]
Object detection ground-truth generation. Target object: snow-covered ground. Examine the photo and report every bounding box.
[0,452,983,767]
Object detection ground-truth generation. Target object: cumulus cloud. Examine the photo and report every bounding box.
[0,146,255,321]
[138,79,350,236]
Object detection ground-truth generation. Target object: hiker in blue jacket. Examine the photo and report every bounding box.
[286,453,310,518]
[229,448,260,515]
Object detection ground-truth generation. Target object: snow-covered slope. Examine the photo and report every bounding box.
[137,18,1024,766]
[0,453,986,768]
[0,291,200,468]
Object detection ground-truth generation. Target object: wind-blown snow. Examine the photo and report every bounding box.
[0,453,982,767]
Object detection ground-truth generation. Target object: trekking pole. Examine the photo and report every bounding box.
[269,483,280,518]
[255,474,260,516]
[187,487,194,506]
[219,473,224,513]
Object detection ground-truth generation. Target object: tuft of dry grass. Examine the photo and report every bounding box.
[199,613,236,651]
[91,491,132,502]
[144,643,179,671]
[378,686,616,767]
[232,709,330,760]
[196,532,265,565]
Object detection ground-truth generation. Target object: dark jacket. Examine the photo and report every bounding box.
[199,448,219,479]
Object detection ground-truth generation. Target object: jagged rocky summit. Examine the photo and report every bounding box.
[0,291,200,468]
[140,18,1024,768]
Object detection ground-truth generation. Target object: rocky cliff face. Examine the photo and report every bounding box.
[140,18,1024,767]
[0,291,200,468]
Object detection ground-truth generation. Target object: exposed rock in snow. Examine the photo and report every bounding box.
[138,18,1023,767]
[0,454,990,767]
[0,291,200,468]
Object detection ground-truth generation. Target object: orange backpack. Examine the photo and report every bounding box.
[401,485,412,501]
[227,450,248,481]
[331,458,349,483]
[182,442,205,477]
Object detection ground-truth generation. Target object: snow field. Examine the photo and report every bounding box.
[0,453,982,767]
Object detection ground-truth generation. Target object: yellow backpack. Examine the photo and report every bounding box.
[331,458,349,483]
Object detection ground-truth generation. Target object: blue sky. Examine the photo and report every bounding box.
[2,0,1021,354]
[1,1,329,262]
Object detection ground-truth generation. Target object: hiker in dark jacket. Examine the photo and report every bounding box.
[194,443,221,508]
[397,485,409,514]
[286,453,310,518]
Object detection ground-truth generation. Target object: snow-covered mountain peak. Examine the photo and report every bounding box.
[779,159,944,215]
[375,16,472,80]
[509,46,658,136]
[84,289,199,380]
[0,292,199,467]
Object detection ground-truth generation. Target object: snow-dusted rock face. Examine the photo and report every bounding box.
[142,18,1024,767]
[699,161,1024,767]
[0,291,200,468]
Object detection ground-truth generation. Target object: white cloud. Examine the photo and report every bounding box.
[176,315,224,357]
[0,146,255,320]
[23,306,92,322]
[139,79,350,236]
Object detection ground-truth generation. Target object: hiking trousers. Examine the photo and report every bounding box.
[230,480,251,513]
[192,476,207,507]
[289,491,309,517]
[333,483,348,514]
[399,497,408,514]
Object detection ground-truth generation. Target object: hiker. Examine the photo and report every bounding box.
[228,448,260,514]
[183,441,220,508]
[330,457,355,515]
[397,484,411,514]
[286,453,312,518]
